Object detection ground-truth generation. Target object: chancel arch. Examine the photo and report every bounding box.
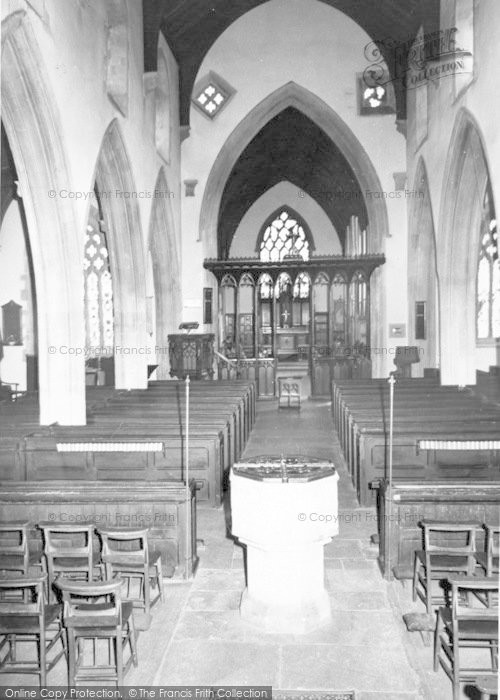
[407,158,439,375]
[200,82,388,253]
[1,11,86,424]
[201,82,388,378]
[439,110,495,385]
[93,119,148,390]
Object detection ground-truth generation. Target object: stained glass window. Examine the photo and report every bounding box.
[476,185,499,339]
[258,273,273,300]
[293,272,310,299]
[259,209,310,262]
[84,199,114,356]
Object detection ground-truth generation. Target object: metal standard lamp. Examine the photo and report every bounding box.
[386,369,398,579]
[177,321,198,579]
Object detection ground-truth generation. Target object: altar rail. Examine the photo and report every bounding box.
[377,478,500,579]
[0,479,198,578]
[217,358,276,398]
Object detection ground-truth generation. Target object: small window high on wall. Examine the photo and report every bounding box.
[259,209,311,262]
[477,185,499,340]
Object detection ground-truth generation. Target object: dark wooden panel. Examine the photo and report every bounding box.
[377,480,500,579]
[0,480,198,578]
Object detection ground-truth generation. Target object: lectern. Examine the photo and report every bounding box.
[231,456,338,633]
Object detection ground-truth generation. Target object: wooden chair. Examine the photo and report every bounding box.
[434,576,498,700]
[473,674,499,699]
[39,523,100,601]
[0,521,31,575]
[476,524,500,578]
[0,573,66,685]
[56,578,138,686]
[97,527,163,616]
[413,520,480,613]
[0,380,23,402]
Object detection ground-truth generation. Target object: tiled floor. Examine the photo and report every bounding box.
[1,401,494,698]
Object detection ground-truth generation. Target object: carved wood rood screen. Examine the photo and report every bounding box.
[204,254,385,396]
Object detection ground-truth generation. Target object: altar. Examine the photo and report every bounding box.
[276,327,309,360]
[230,456,339,633]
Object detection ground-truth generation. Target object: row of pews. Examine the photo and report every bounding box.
[332,376,500,506]
[3,380,255,505]
[332,375,500,578]
[0,379,256,577]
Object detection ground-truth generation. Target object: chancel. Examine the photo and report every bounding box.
[0,0,499,696]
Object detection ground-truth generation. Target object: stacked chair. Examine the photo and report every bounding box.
[0,520,168,686]
[0,573,65,685]
[405,520,499,700]
[55,578,137,685]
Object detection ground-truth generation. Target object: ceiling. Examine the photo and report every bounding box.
[143,0,440,125]
[217,107,367,259]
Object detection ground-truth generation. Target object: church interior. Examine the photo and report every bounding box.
[0,0,499,697]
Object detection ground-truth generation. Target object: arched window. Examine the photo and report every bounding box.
[259,208,311,262]
[477,185,499,339]
[84,192,114,356]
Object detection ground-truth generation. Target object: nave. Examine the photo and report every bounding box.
[2,398,496,699]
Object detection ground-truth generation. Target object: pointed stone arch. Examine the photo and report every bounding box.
[200,81,388,254]
[438,109,493,385]
[199,81,389,375]
[93,119,148,389]
[2,11,86,424]
[408,158,439,374]
[148,167,181,378]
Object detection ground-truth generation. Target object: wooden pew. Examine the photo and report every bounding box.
[23,430,224,506]
[356,423,500,505]
[376,477,500,580]
[146,380,256,437]
[331,377,439,431]
[344,404,499,481]
[0,479,198,578]
[0,381,255,507]
[94,399,240,461]
[332,379,500,506]
[88,407,235,470]
[120,385,250,450]
[334,382,490,473]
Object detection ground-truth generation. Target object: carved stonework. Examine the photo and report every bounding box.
[105,0,129,117]
[184,179,198,197]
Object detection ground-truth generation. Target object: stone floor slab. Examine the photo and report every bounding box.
[191,567,246,590]
[324,539,364,559]
[281,644,420,693]
[153,640,280,686]
[325,568,385,592]
[186,588,242,611]
[328,590,390,611]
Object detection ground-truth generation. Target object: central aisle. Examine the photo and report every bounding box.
[149,401,427,698]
